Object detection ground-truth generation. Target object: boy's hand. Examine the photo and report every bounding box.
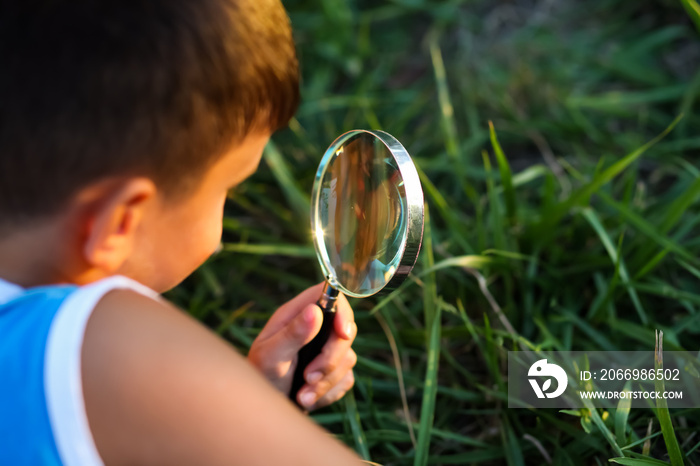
[247,283,357,410]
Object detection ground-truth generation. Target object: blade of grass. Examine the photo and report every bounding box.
[653,330,684,466]
[414,202,440,466]
[633,176,700,267]
[428,30,470,197]
[489,121,517,226]
[413,301,442,466]
[582,208,648,325]
[510,164,549,189]
[535,115,682,233]
[622,431,664,451]
[422,202,437,332]
[414,162,474,253]
[483,150,506,250]
[609,458,671,465]
[557,310,617,351]
[634,250,671,282]
[680,0,700,34]
[263,140,311,225]
[587,248,623,321]
[633,282,700,307]
[501,416,525,466]
[344,389,371,461]
[566,85,687,110]
[419,255,493,276]
[598,190,700,265]
[614,383,632,446]
[608,319,682,349]
[687,438,700,456]
[375,310,416,448]
[221,242,315,258]
[583,402,625,457]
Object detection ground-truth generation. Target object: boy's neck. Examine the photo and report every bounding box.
[0,220,96,288]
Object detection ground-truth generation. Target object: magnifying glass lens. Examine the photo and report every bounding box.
[315,133,408,296]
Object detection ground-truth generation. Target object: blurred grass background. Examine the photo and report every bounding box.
[166,0,700,464]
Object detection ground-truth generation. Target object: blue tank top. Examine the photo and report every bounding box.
[0,276,159,466]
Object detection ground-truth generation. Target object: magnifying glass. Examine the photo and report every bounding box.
[289,130,424,406]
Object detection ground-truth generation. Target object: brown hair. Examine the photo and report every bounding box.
[0,0,299,227]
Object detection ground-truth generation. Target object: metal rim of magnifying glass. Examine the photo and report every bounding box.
[310,129,424,298]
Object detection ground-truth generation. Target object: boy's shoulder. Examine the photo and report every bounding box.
[82,287,360,465]
[1,276,362,466]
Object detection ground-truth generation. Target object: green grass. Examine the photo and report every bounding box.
[165,0,700,464]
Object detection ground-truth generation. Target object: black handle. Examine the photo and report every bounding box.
[289,283,339,407]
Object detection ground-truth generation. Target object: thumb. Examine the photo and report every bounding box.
[258,304,323,364]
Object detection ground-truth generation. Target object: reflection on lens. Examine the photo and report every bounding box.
[315,132,407,296]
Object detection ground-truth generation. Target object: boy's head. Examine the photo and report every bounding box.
[0,0,299,291]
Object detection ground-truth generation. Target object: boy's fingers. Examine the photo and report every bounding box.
[254,304,322,368]
[303,349,356,404]
[256,283,325,341]
[307,370,355,411]
[332,294,355,340]
[303,320,356,383]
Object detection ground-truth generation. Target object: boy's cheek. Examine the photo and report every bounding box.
[197,201,226,264]
[148,195,226,290]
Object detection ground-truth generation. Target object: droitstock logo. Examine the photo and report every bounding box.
[528,359,568,399]
[509,351,700,408]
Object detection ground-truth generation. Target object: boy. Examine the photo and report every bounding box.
[0,0,363,464]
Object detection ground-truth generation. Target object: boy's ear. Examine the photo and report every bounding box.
[83,178,156,273]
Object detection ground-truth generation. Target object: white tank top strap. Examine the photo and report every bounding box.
[44,275,161,466]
